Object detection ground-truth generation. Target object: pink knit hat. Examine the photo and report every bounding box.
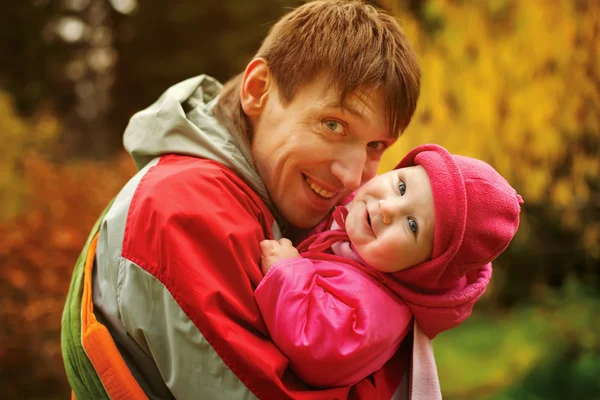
[391,144,524,290]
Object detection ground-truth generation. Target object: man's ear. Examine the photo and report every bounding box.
[240,58,271,117]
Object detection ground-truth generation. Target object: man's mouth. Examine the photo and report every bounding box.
[304,175,336,199]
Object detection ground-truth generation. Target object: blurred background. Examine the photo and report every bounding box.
[0,0,598,398]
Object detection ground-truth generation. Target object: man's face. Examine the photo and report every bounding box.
[251,78,393,228]
[345,165,435,273]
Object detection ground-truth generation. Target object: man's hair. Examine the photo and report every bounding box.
[216,0,420,141]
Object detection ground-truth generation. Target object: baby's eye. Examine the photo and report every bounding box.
[408,218,418,234]
[398,181,406,196]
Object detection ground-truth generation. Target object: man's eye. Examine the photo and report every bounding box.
[408,218,418,234]
[367,141,387,151]
[324,120,343,134]
[398,181,406,196]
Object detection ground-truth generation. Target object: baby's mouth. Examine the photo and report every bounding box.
[365,209,375,236]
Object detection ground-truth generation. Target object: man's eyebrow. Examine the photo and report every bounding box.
[321,98,364,118]
[341,103,364,118]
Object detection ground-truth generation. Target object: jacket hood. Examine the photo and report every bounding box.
[123,75,276,216]
[305,207,492,340]
[384,264,492,339]
[384,144,522,338]
[318,143,523,339]
[390,144,522,291]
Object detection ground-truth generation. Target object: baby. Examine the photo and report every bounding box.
[254,143,523,388]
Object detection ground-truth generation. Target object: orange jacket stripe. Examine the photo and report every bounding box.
[81,233,148,400]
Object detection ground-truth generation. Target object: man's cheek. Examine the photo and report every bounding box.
[363,162,380,184]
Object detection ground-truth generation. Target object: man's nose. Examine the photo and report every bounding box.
[330,147,374,191]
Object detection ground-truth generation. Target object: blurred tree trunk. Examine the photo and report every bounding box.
[1,0,305,160]
[108,0,302,155]
[60,0,116,159]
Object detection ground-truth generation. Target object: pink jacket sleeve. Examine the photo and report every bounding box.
[254,257,413,388]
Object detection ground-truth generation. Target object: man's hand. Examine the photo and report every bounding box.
[260,238,300,275]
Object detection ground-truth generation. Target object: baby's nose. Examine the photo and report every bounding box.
[379,199,401,224]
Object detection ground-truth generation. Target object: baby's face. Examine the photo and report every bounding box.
[345,165,435,273]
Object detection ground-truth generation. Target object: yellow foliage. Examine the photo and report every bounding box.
[0,92,61,220]
[551,179,573,209]
[0,151,135,398]
[382,0,599,236]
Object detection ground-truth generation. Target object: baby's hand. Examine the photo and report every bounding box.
[260,238,300,275]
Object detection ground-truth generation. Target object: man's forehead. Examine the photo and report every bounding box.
[320,86,383,113]
[319,85,390,129]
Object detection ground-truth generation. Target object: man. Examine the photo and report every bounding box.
[62,1,429,399]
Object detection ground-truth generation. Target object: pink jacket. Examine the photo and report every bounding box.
[255,253,412,388]
[254,207,492,388]
[255,144,524,390]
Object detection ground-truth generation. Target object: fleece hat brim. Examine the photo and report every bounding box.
[392,144,468,288]
[390,144,523,291]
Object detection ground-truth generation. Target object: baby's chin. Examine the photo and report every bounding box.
[360,252,406,273]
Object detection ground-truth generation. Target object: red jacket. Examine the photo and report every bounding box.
[65,76,429,399]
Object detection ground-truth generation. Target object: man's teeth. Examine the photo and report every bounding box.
[307,181,335,199]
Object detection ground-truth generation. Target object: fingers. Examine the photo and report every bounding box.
[260,238,292,251]
[260,238,297,261]
[260,239,274,252]
[259,237,300,276]
[278,238,293,246]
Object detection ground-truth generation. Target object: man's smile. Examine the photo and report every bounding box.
[303,175,336,199]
